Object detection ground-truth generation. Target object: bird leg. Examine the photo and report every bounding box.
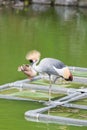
[53,76,59,83]
[49,75,52,102]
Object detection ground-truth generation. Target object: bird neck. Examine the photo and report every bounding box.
[32,59,39,72]
[29,66,37,76]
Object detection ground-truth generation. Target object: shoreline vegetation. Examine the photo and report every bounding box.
[0,0,87,8]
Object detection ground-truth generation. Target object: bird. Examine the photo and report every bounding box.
[26,50,73,102]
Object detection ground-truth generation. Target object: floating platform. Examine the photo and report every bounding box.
[0,66,87,126]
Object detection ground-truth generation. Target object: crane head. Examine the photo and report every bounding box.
[53,66,73,81]
[65,73,73,81]
[26,50,41,63]
[63,67,73,81]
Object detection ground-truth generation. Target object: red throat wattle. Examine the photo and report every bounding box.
[69,73,73,81]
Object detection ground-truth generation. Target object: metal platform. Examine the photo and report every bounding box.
[0,66,87,126]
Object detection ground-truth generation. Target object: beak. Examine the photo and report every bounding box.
[65,73,73,81]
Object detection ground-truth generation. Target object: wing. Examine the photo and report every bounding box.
[38,58,66,75]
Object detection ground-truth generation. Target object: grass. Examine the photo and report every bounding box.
[0,88,66,101]
[0,80,86,100]
[10,90,50,100]
[66,82,87,89]
[74,98,87,106]
[72,71,87,78]
[0,88,19,94]
[46,106,87,120]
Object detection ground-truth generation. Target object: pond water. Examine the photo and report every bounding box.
[0,5,87,130]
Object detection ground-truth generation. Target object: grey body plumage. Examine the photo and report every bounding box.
[34,58,66,76]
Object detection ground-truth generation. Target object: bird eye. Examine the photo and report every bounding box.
[29,59,33,63]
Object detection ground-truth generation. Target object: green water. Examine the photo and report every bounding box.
[0,5,87,130]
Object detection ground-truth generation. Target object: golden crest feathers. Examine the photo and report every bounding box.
[26,50,41,61]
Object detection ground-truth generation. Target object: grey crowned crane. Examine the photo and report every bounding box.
[26,50,73,102]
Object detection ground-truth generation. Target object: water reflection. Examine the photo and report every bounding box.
[80,8,87,17]
[54,6,78,21]
[12,5,87,22]
[13,4,50,14]
[31,4,50,12]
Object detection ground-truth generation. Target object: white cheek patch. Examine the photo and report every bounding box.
[53,66,70,79]
[63,67,71,79]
